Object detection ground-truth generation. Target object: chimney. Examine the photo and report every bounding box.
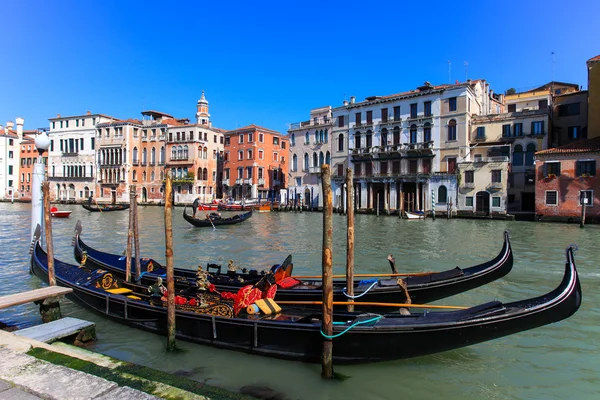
[15,118,24,141]
[350,96,355,104]
[57,114,61,118]
[6,121,14,131]
[86,111,91,115]
[343,100,348,106]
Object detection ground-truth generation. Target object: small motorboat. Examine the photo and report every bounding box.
[405,210,425,219]
[50,207,72,218]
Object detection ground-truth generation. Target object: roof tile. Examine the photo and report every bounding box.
[536,137,600,155]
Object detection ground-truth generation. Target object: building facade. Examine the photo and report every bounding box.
[552,91,588,147]
[287,106,332,209]
[587,55,600,138]
[0,120,21,200]
[17,126,42,201]
[223,125,289,202]
[48,112,116,202]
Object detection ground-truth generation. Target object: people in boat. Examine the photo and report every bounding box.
[208,212,222,220]
[192,196,200,218]
[88,195,93,205]
[147,277,167,303]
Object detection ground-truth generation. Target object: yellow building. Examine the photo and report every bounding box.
[588,55,600,138]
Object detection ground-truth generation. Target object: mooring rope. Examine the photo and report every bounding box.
[342,281,378,299]
[320,315,384,339]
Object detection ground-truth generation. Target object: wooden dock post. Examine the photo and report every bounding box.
[164,173,177,351]
[346,169,355,312]
[132,185,141,281]
[320,164,333,379]
[42,182,62,323]
[580,198,587,228]
[125,185,135,282]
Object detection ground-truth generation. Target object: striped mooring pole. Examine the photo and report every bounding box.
[431,190,436,220]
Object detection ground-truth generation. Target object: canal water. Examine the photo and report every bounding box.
[0,202,598,400]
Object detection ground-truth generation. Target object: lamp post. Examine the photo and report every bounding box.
[342,183,347,215]
[31,131,50,240]
[580,197,588,228]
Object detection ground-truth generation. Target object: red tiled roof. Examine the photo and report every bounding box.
[588,54,600,62]
[536,137,600,155]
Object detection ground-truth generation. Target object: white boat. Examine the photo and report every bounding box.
[405,211,425,219]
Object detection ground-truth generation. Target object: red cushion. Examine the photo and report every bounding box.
[277,277,301,289]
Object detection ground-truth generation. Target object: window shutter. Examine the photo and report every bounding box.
[541,121,545,134]
[530,122,534,134]
[557,162,561,176]
[543,163,548,177]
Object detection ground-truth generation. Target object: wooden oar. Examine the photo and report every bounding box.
[93,198,103,213]
[276,300,468,310]
[200,204,216,230]
[292,271,435,279]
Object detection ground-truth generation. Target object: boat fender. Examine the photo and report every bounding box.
[247,304,260,314]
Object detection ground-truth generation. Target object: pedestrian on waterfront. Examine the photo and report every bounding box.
[192,196,200,218]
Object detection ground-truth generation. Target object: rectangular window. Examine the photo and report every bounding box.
[424,101,432,117]
[365,162,373,176]
[409,160,417,174]
[448,157,457,174]
[282,141,286,149]
[354,135,361,149]
[465,170,474,183]
[295,177,301,186]
[410,103,418,118]
[65,120,69,128]
[355,112,361,126]
[8,165,13,175]
[580,190,593,206]
[76,119,79,127]
[491,170,502,183]
[366,111,372,125]
[337,164,344,177]
[545,162,561,176]
[381,108,388,122]
[514,123,523,136]
[531,121,544,135]
[576,160,596,176]
[91,138,95,150]
[238,134,244,144]
[392,161,400,174]
[213,135,217,143]
[247,149,253,159]
[466,197,473,207]
[468,98,471,112]
[80,138,84,150]
[568,126,581,140]
[545,191,558,206]
[492,197,501,207]
[449,97,457,112]
[273,137,279,145]
[422,158,431,174]
[225,137,230,145]
[258,150,264,160]
[502,124,511,137]
[354,163,362,176]
[539,99,548,110]
[8,151,13,158]
[50,140,54,152]
[237,168,243,179]
[273,152,278,161]
[248,133,253,142]
[52,122,55,129]
[238,150,244,160]
[508,104,516,112]
[476,127,485,138]
[393,106,400,121]
[380,161,388,175]
[558,103,580,117]
[338,116,345,127]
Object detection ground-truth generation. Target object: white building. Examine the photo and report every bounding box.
[0,119,22,200]
[48,112,117,202]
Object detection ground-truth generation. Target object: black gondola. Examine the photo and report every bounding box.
[182,207,253,227]
[81,203,130,212]
[73,222,514,306]
[31,234,582,364]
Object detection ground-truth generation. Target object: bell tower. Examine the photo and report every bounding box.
[196,90,210,126]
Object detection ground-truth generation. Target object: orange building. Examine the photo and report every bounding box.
[17,133,40,201]
[223,125,289,201]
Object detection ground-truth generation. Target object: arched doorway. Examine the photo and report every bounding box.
[142,187,148,203]
[476,191,490,215]
[304,188,311,208]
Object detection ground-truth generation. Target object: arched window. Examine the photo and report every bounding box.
[304,153,309,171]
[151,147,156,164]
[292,154,298,171]
[142,148,147,163]
[171,147,177,160]
[319,151,324,166]
[447,119,457,141]
[424,123,432,142]
[197,167,202,178]
[171,168,176,178]
[355,132,362,148]
[133,147,138,163]
[324,129,328,143]
[160,171,164,180]
[410,124,418,144]
[513,144,524,166]
[313,152,318,167]
[177,145,183,159]
[151,171,155,181]
[438,185,448,203]
[381,129,388,146]
[291,133,295,146]
[525,143,536,166]
[326,151,331,165]
[132,170,137,181]
[143,171,146,181]
[393,127,400,145]
[183,167,188,177]
[203,148,207,159]
[314,131,318,143]
[305,132,309,144]
[366,131,373,147]
[203,168,208,180]
[338,134,344,151]
[183,145,189,159]
[319,130,324,143]
[160,146,165,164]
[177,168,182,179]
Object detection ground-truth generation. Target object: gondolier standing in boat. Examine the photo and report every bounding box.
[192,196,200,218]
[88,195,93,206]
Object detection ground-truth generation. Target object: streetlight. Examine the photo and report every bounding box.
[31,131,50,240]
[343,183,347,215]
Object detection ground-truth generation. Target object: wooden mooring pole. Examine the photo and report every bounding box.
[580,199,587,228]
[321,164,333,379]
[164,173,177,351]
[42,182,55,287]
[125,185,135,282]
[346,169,355,312]
[132,185,141,280]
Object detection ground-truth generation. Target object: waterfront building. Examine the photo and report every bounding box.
[223,125,289,202]
[535,137,599,222]
[165,92,225,204]
[552,91,588,147]
[0,120,21,200]
[48,112,117,202]
[17,125,43,201]
[287,106,332,209]
[587,55,600,138]
[330,80,501,215]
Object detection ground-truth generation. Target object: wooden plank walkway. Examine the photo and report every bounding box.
[14,317,94,343]
[0,287,72,310]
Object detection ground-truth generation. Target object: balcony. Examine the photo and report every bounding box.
[272,179,280,186]
[474,156,509,163]
[132,160,139,166]
[379,117,402,126]
[142,137,148,142]
[487,182,503,191]
[243,178,252,185]
[258,178,265,186]
[463,182,475,189]
[141,161,147,166]
[47,176,94,182]
[309,166,321,174]
[61,152,78,157]
[474,135,487,142]
[235,179,243,185]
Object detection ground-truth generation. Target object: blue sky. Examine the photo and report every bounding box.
[1,0,599,133]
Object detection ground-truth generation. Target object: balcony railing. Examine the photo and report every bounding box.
[132,160,139,166]
[463,182,475,189]
[48,176,94,182]
[243,178,252,185]
[61,152,78,157]
[235,178,243,185]
[309,166,321,174]
[258,178,265,186]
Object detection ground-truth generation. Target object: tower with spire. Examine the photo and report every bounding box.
[196,91,210,127]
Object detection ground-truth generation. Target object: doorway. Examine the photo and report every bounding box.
[476,191,490,215]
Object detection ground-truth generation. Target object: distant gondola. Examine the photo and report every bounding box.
[31,231,582,364]
[182,207,252,227]
[81,203,130,212]
[74,222,514,307]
